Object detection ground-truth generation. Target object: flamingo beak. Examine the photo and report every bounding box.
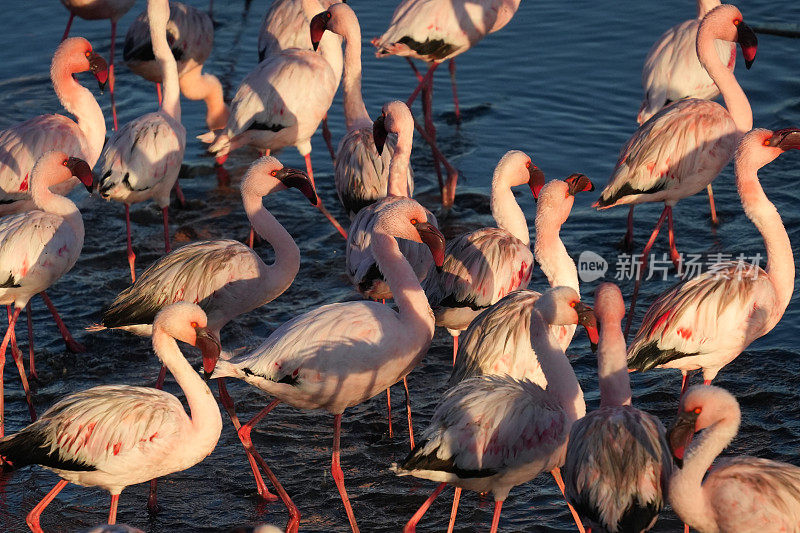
[275,167,318,206]
[65,157,93,192]
[88,52,109,92]
[528,166,545,201]
[565,174,594,196]
[767,128,800,151]
[413,221,446,267]
[574,302,598,352]
[195,327,221,380]
[373,115,388,156]
[736,21,758,69]
[667,410,700,468]
[310,12,329,51]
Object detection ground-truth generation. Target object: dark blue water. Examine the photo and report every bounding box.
[0,0,799,531]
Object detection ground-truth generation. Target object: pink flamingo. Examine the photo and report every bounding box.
[563,283,673,533]
[627,127,798,397]
[423,150,545,363]
[124,0,230,132]
[594,4,758,335]
[96,0,186,283]
[395,287,591,533]
[0,302,222,533]
[210,198,445,533]
[0,152,94,438]
[60,0,137,131]
[668,385,800,531]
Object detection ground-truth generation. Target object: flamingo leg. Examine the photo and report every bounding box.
[446,487,461,533]
[386,387,393,438]
[452,334,459,366]
[666,206,681,275]
[7,306,35,422]
[0,308,21,438]
[322,114,336,161]
[216,161,231,187]
[448,59,460,123]
[680,371,690,399]
[622,206,634,252]
[108,493,119,524]
[303,153,348,239]
[489,500,504,533]
[125,204,136,282]
[406,62,439,109]
[61,13,74,42]
[703,379,711,385]
[156,82,163,106]
[109,20,118,131]
[162,207,171,253]
[411,116,458,207]
[707,184,718,226]
[173,180,186,208]
[624,206,669,339]
[26,479,68,533]
[404,482,446,533]
[403,376,414,449]
[422,70,443,198]
[25,302,36,381]
[405,57,424,82]
[332,414,360,533]
[550,468,586,533]
[248,227,255,249]
[40,292,85,353]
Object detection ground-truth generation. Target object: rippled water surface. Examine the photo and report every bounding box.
[1,0,800,531]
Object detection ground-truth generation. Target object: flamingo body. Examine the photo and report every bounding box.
[60,0,135,22]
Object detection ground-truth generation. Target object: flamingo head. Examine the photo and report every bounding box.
[274,167,318,206]
[565,174,594,196]
[535,287,598,351]
[373,100,413,156]
[765,128,800,152]
[64,156,94,192]
[153,303,221,380]
[309,10,331,51]
[737,128,800,171]
[734,18,758,69]
[310,3,356,50]
[703,5,757,69]
[528,160,546,201]
[373,198,446,267]
[242,156,318,206]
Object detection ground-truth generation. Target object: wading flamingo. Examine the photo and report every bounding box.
[627,128,798,397]
[668,385,800,532]
[564,283,673,533]
[210,198,445,533]
[0,302,222,533]
[96,0,186,282]
[594,4,758,335]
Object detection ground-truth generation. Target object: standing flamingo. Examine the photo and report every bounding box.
[423,150,544,363]
[627,127,799,397]
[395,287,590,533]
[594,4,758,335]
[668,385,800,531]
[0,152,94,438]
[210,198,445,533]
[563,283,673,533]
[0,302,222,533]
[124,0,229,132]
[60,0,137,131]
[96,0,187,283]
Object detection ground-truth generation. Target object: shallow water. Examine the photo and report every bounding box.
[0,0,799,531]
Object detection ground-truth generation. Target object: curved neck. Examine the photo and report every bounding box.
[534,204,578,293]
[386,124,413,197]
[31,178,84,242]
[491,178,529,246]
[698,22,750,134]
[151,7,181,122]
[51,60,106,165]
[242,194,301,302]
[597,315,631,407]
[178,68,228,131]
[697,0,721,18]
[339,18,370,132]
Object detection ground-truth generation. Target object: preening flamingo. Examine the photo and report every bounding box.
[96,0,187,283]
[60,0,137,131]
[210,198,445,533]
[0,302,222,532]
[594,4,758,335]
[0,152,93,438]
[563,283,673,533]
[311,4,415,219]
[395,287,590,533]
[668,385,800,532]
[627,127,798,396]
[423,150,545,363]
[123,0,229,131]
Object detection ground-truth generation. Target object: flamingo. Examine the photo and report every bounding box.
[594,4,758,335]
[0,152,93,439]
[96,0,187,283]
[423,150,545,363]
[395,287,590,533]
[310,4,414,219]
[60,0,137,131]
[209,198,446,533]
[563,283,674,533]
[258,0,343,160]
[0,302,223,533]
[668,385,800,532]
[627,127,799,398]
[123,0,230,132]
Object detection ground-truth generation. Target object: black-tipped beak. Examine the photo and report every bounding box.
[413,220,446,267]
[767,128,800,151]
[565,173,594,196]
[736,21,758,69]
[310,12,329,51]
[373,115,388,155]
[88,52,109,92]
[66,157,93,192]
[667,410,700,468]
[276,167,318,206]
[528,166,545,201]
[575,302,598,352]
[195,327,221,380]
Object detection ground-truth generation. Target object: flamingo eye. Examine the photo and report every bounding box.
[763,139,771,146]
[190,321,199,328]
[270,170,278,176]
[326,11,331,19]
[693,407,702,414]
[525,161,531,168]
[410,218,418,225]
[569,301,577,308]
[85,51,91,58]
[733,19,741,26]
[62,160,69,167]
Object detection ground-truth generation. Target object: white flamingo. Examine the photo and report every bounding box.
[668,385,800,532]
[0,302,222,533]
[563,283,673,533]
[627,127,798,397]
[209,198,446,533]
[96,0,187,283]
[594,4,759,335]
[394,287,590,533]
[123,0,229,131]
[0,151,93,438]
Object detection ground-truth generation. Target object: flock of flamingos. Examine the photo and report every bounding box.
[0,0,797,531]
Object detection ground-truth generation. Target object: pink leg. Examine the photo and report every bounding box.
[386,387,393,438]
[406,57,424,82]
[216,163,231,187]
[707,184,718,226]
[422,70,443,197]
[666,206,681,274]
[403,376,414,449]
[703,379,711,385]
[109,21,118,131]
[156,82,162,107]
[622,206,634,251]
[125,204,136,282]
[448,59,460,123]
[154,365,167,390]
[406,62,439,109]
[7,307,35,422]
[446,487,461,533]
[551,468,586,533]
[489,500,504,533]
[679,372,689,399]
[162,207,171,253]
[304,154,348,240]
[61,13,74,42]
[411,117,458,208]
[249,227,255,249]
[322,115,336,161]
[624,207,669,339]
[404,482,446,533]
[26,479,68,533]
[40,292,85,353]
[685,525,690,532]
[25,303,36,381]
[452,334,459,366]
[173,180,186,208]
[332,414,360,533]
[108,494,119,524]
